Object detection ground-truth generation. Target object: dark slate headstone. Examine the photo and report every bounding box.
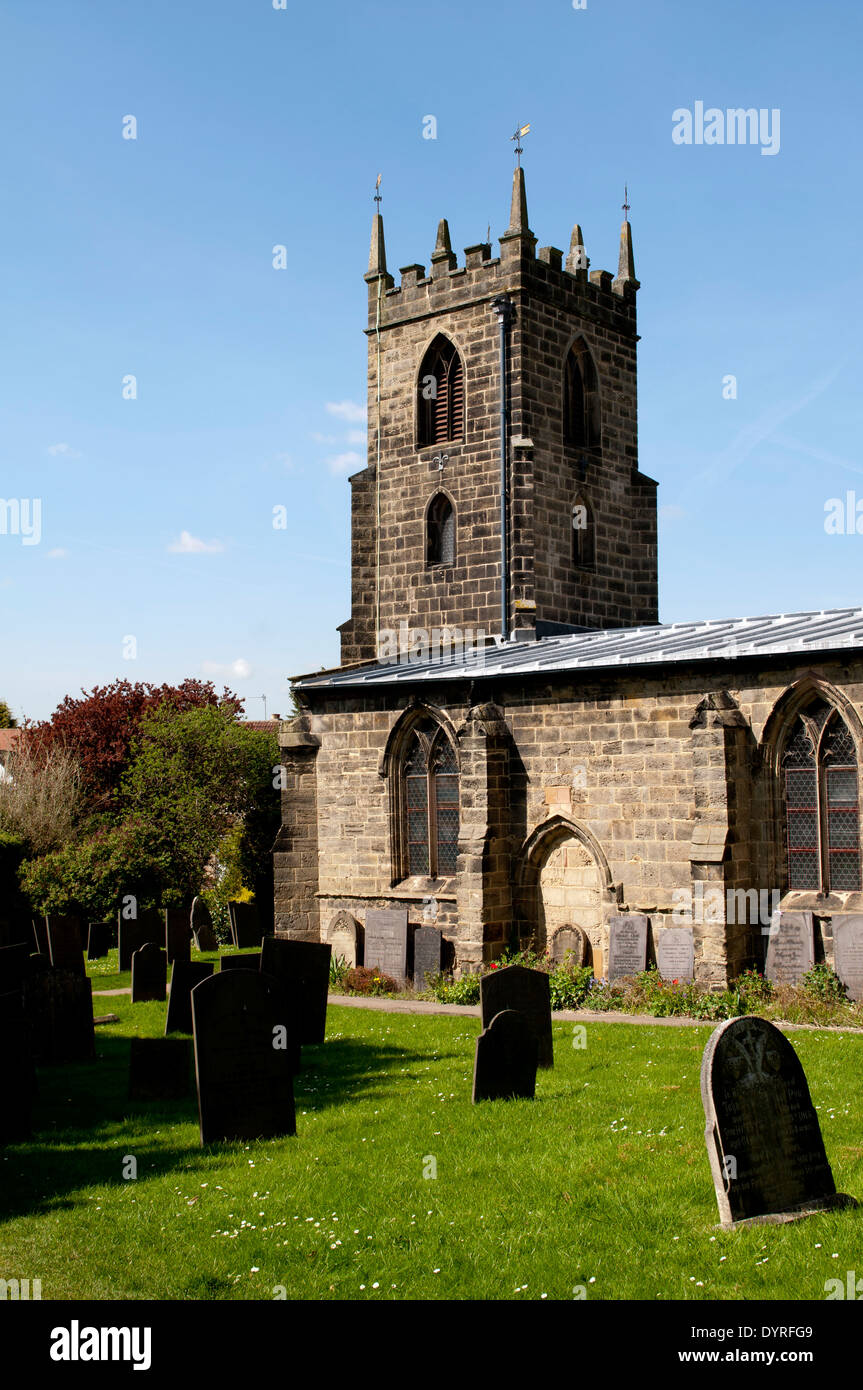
[764,911,814,986]
[480,964,553,1069]
[701,1015,850,1228]
[0,943,30,994]
[31,918,49,955]
[129,1037,192,1100]
[364,909,408,985]
[164,908,192,965]
[26,970,96,1064]
[0,991,34,1143]
[607,914,649,981]
[86,921,111,961]
[192,970,296,1145]
[472,1009,538,1103]
[259,937,331,1045]
[548,924,589,967]
[832,914,863,1002]
[656,927,695,982]
[413,926,442,990]
[191,896,218,952]
[230,902,262,949]
[118,909,163,972]
[46,916,86,976]
[165,960,215,1036]
[220,953,262,972]
[131,943,167,1003]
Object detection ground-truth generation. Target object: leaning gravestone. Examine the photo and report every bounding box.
[86,921,110,961]
[192,970,296,1144]
[480,964,553,1069]
[656,927,695,982]
[413,926,442,990]
[191,897,218,952]
[607,914,649,981]
[0,943,30,995]
[164,908,192,965]
[118,909,163,972]
[259,937,331,1045]
[364,909,408,986]
[220,953,262,972]
[322,911,359,968]
[701,1015,851,1227]
[165,960,214,1035]
[0,991,34,1143]
[131,943,167,1003]
[230,902,262,949]
[129,1037,192,1100]
[764,911,814,986]
[472,1009,538,1103]
[46,916,86,976]
[548,924,589,967]
[832,915,863,1002]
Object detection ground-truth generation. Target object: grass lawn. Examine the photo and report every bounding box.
[2,993,861,1301]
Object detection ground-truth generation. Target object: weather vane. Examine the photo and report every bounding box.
[374,172,382,210]
[511,122,530,168]
[622,184,630,222]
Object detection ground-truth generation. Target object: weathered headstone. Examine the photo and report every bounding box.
[764,911,814,986]
[480,964,553,1069]
[46,916,86,976]
[118,909,163,972]
[191,896,218,952]
[164,908,192,965]
[259,937,331,1045]
[0,991,34,1143]
[230,902,262,950]
[832,914,863,1002]
[165,960,214,1035]
[656,927,695,982]
[86,921,110,961]
[192,971,296,1144]
[701,1015,851,1227]
[220,953,262,972]
[548,924,589,967]
[364,908,408,985]
[413,926,442,990]
[472,1009,538,1103]
[0,943,30,994]
[131,943,167,1003]
[607,914,649,981]
[129,1037,192,1100]
[322,911,359,968]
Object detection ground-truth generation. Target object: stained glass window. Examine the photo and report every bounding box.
[782,702,860,893]
[400,721,459,879]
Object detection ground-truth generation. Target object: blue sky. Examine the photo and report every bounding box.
[1,0,861,720]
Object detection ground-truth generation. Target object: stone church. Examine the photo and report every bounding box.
[273,167,863,989]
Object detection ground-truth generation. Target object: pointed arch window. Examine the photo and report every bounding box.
[418,336,464,447]
[563,340,601,451]
[781,698,861,892]
[427,493,455,566]
[399,718,460,879]
[572,495,595,570]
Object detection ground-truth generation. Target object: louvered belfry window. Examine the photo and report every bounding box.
[418,336,464,447]
[427,493,455,566]
[563,340,601,451]
[401,719,460,878]
[782,699,861,893]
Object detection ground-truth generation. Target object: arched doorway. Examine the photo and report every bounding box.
[517,815,616,973]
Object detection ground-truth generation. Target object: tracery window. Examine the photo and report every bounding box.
[400,718,459,878]
[782,698,861,892]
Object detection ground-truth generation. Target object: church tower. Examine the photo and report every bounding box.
[338,168,658,666]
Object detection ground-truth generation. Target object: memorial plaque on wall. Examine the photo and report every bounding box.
[413,926,442,991]
[764,911,814,987]
[548,925,588,967]
[259,938,331,1045]
[701,1015,847,1228]
[607,915,649,981]
[364,909,408,985]
[165,961,214,1035]
[832,915,863,1002]
[164,908,192,965]
[46,916,86,976]
[131,943,167,1003]
[656,927,695,982]
[472,1009,538,1104]
[480,964,553,1069]
[192,971,296,1144]
[129,1037,192,1100]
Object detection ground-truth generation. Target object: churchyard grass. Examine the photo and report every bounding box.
[2,1004,861,1300]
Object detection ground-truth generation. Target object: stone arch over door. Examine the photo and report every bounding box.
[516,816,617,972]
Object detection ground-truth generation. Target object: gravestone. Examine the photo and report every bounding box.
[164,908,192,965]
[322,911,359,968]
[192,970,296,1144]
[230,902,262,950]
[0,942,30,994]
[38,971,96,1063]
[548,924,589,967]
[701,1015,850,1227]
[191,896,218,952]
[832,915,863,1002]
[165,960,214,1035]
[656,927,695,982]
[220,953,262,972]
[472,1009,538,1103]
[131,943,167,1003]
[480,964,553,1069]
[31,917,49,955]
[129,1037,192,1100]
[118,909,163,972]
[259,937,331,1045]
[764,911,814,986]
[364,908,408,985]
[413,926,442,990]
[46,916,86,976]
[0,991,34,1143]
[607,914,649,981]
[86,921,110,961]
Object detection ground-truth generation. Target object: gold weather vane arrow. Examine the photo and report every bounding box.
[511,123,530,168]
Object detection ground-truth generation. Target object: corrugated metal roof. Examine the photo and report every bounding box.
[294,606,863,690]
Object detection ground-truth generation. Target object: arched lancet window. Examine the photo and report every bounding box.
[563,340,601,451]
[401,717,460,878]
[417,336,464,447]
[781,697,861,892]
[426,493,455,566]
[572,495,595,570]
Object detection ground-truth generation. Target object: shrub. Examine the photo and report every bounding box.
[425,971,481,1005]
[548,963,594,1009]
[0,738,84,854]
[344,966,399,996]
[801,962,847,1003]
[329,953,350,987]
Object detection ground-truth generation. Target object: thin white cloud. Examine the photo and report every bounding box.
[168,530,225,554]
[201,657,252,680]
[326,400,367,424]
[327,451,363,476]
[46,443,81,459]
[47,548,68,559]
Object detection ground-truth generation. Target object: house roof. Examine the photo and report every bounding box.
[0,728,21,752]
[293,606,863,691]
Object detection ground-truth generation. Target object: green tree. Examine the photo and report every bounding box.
[0,701,17,728]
